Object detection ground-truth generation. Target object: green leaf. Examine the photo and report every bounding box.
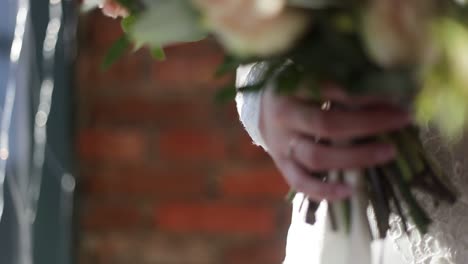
[215,81,266,104]
[275,63,302,95]
[129,0,207,48]
[302,77,321,100]
[398,130,425,175]
[151,46,166,60]
[366,168,391,238]
[395,150,414,182]
[337,172,351,234]
[380,169,409,233]
[285,189,297,203]
[214,85,237,103]
[216,56,263,78]
[121,15,137,33]
[380,134,413,182]
[287,0,340,9]
[350,70,416,97]
[237,82,267,93]
[114,0,132,10]
[305,199,320,225]
[327,203,338,231]
[101,35,131,70]
[114,0,140,13]
[215,56,242,78]
[384,165,431,234]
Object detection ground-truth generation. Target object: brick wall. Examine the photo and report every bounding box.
[75,12,291,264]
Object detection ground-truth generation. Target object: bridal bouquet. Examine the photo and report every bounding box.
[85,0,468,263]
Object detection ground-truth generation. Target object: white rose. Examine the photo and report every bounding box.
[192,0,311,57]
[80,0,128,18]
[101,0,129,18]
[362,0,434,67]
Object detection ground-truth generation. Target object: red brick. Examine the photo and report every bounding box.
[224,241,286,264]
[164,40,223,57]
[213,103,270,161]
[99,52,149,84]
[82,168,207,198]
[155,202,276,237]
[81,203,144,230]
[152,99,214,125]
[158,128,228,162]
[140,235,220,264]
[151,42,233,89]
[81,12,124,51]
[235,132,270,161]
[220,167,289,199]
[89,97,213,125]
[76,16,291,264]
[80,233,220,264]
[88,97,156,124]
[78,128,147,163]
[77,51,150,91]
[215,101,240,124]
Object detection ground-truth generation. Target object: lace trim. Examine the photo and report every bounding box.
[387,129,468,264]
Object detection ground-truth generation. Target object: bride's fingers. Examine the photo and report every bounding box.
[319,84,393,107]
[279,98,410,140]
[278,158,352,201]
[293,83,398,108]
[290,135,396,171]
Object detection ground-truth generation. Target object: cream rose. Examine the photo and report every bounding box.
[191,0,311,57]
[100,0,129,18]
[362,0,434,67]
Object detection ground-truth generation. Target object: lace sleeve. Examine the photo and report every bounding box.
[385,128,468,264]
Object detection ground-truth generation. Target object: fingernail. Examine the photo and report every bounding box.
[377,145,396,162]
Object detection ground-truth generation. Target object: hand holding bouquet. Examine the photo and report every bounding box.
[84,0,468,263]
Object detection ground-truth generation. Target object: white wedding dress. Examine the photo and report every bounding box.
[236,64,468,264]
